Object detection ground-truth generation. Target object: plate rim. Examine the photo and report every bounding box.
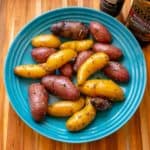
[4,7,147,143]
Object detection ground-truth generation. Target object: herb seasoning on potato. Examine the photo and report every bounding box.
[47,97,85,117]
[32,34,61,48]
[77,52,109,85]
[103,61,129,82]
[42,75,80,100]
[60,40,93,52]
[29,83,49,122]
[93,43,123,60]
[79,79,124,101]
[66,97,96,131]
[46,49,77,71]
[51,21,89,40]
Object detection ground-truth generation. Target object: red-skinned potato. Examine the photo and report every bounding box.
[60,63,73,78]
[93,43,123,60]
[51,21,89,40]
[31,47,56,63]
[103,61,129,82]
[73,51,94,72]
[41,75,80,100]
[29,83,49,122]
[90,21,111,43]
[90,97,112,111]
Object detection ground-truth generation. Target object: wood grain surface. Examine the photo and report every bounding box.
[0,0,150,149]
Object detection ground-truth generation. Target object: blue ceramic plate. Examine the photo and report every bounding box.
[4,7,146,143]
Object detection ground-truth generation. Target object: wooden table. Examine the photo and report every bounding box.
[0,0,150,149]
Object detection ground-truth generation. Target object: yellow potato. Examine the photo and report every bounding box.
[60,40,93,52]
[14,64,48,78]
[32,34,61,48]
[66,97,96,131]
[47,97,85,117]
[46,49,77,71]
[77,52,109,85]
[79,79,124,101]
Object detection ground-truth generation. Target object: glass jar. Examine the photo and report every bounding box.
[126,0,150,42]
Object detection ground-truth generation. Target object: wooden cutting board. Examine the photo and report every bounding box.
[0,0,150,149]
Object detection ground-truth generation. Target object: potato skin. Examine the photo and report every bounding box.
[93,43,123,60]
[14,64,49,78]
[79,79,124,101]
[90,22,111,43]
[60,40,93,52]
[29,83,49,122]
[103,61,129,82]
[41,75,80,100]
[60,63,73,78]
[90,97,112,111]
[31,47,56,63]
[73,51,94,72]
[47,97,85,117]
[46,49,77,71]
[31,34,61,48]
[77,52,109,85]
[51,21,89,40]
[66,97,96,131]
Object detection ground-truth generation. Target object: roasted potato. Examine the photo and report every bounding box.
[90,21,111,43]
[103,61,129,82]
[31,47,56,63]
[77,52,109,85]
[47,97,85,117]
[60,40,93,52]
[29,83,49,122]
[46,49,77,71]
[51,21,89,40]
[14,64,51,78]
[32,34,61,48]
[79,79,124,101]
[66,97,96,131]
[73,51,94,72]
[41,75,80,100]
[60,63,73,78]
[93,43,123,60]
[90,97,112,111]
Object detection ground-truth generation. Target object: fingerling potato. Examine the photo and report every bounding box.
[90,21,111,43]
[73,51,94,72]
[31,47,56,63]
[103,61,129,82]
[51,21,89,40]
[32,34,61,48]
[14,64,51,78]
[79,79,124,101]
[66,97,96,131]
[90,97,112,111]
[29,83,49,122]
[60,63,73,78]
[47,97,85,117]
[60,40,93,52]
[41,75,80,100]
[93,43,123,60]
[77,52,109,85]
[46,49,77,71]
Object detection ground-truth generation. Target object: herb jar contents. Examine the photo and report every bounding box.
[100,0,125,17]
[126,0,150,42]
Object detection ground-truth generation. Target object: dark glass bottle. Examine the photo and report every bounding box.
[100,0,125,17]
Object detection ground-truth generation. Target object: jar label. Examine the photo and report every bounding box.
[127,0,150,42]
